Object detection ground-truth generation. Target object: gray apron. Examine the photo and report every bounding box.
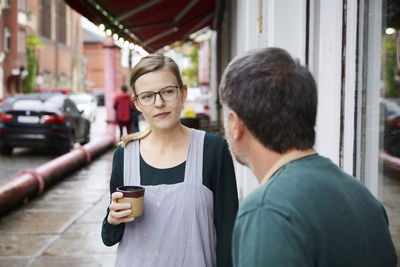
[115,129,216,267]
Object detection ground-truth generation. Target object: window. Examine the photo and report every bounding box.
[358,0,400,254]
[57,1,66,44]
[40,0,51,39]
[18,0,26,10]
[17,30,26,53]
[5,0,10,8]
[4,27,11,52]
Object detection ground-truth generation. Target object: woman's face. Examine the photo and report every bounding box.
[133,68,187,131]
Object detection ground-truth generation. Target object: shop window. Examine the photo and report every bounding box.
[40,0,51,39]
[358,0,400,255]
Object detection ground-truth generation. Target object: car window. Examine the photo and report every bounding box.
[45,97,64,110]
[13,99,43,110]
[70,95,93,104]
[64,99,80,115]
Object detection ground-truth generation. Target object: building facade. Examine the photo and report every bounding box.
[83,36,127,94]
[0,0,84,100]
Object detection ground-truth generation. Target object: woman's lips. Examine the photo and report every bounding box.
[154,112,171,118]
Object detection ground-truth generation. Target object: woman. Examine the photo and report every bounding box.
[101,53,238,267]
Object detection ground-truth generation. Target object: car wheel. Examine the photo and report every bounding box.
[80,124,90,145]
[0,146,13,156]
[60,132,74,154]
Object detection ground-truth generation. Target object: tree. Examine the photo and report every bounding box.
[23,34,43,94]
[181,43,199,87]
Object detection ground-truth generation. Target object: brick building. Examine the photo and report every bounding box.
[0,0,84,100]
[83,27,128,93]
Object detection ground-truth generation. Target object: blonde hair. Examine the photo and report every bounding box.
[121,53,183,148]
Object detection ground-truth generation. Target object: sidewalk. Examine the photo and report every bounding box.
[0,149,117,266]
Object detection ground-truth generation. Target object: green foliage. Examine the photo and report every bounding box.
[181,43,199,87]
[384,36,400,98]
[23,34,43,94]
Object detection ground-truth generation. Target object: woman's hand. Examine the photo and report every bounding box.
[107,192,135,225]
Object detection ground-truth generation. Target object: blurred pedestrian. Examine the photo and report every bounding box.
[219,47,397,266]
[102,53,238,267]
[130,105,141,133]
[114,85,132,139]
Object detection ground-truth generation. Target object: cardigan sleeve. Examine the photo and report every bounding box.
[101,145,125,246]
[204,133,239,267]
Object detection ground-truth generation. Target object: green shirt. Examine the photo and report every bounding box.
[102,132,238,267]
[232,154,397,267]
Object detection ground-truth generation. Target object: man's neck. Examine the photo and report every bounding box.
[246,137,283,183]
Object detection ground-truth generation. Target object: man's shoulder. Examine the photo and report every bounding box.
[236,184,276,219]
[236,155,355,220]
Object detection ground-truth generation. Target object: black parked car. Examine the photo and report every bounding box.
[0,93,90,155]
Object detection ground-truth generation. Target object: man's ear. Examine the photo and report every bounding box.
[131,95,142,112]
[228,110,245,141]
[180,85,188,104]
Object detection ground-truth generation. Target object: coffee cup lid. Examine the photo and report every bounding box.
[117,186,145,198]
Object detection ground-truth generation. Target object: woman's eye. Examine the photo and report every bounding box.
[141,94,153,100]
[164,89,174,95]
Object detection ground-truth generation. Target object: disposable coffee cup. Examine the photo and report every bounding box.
[116,186,145,218]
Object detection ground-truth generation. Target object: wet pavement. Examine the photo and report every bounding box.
[0,149,117,266]
[0,106,118,266]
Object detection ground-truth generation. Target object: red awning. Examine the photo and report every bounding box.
[65,0,219,52]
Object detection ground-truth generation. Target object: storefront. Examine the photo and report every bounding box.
[219,0,400,254]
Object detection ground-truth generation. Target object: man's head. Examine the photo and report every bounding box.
[121,85,128,93]
[219,47,317,164]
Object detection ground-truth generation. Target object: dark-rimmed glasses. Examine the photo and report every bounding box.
[135,85,181,107]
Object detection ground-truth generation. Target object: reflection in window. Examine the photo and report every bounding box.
[365,0,400,257]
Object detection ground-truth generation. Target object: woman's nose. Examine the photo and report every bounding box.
[154,93,165,107]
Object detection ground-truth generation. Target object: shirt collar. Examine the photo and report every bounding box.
[260,148,317,185]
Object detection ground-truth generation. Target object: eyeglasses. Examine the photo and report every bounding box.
[135,85,181,107]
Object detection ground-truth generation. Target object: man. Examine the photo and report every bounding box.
[219,47,397,266]
[114,85,132,139]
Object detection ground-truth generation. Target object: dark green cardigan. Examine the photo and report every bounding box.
[102,132,238,267]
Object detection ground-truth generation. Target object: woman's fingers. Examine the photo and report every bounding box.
[109,202,131,212]
[111,191,123,202]
[110,208,132,219]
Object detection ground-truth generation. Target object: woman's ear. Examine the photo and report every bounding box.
[131,95,142,112]
[180,85,188,104]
